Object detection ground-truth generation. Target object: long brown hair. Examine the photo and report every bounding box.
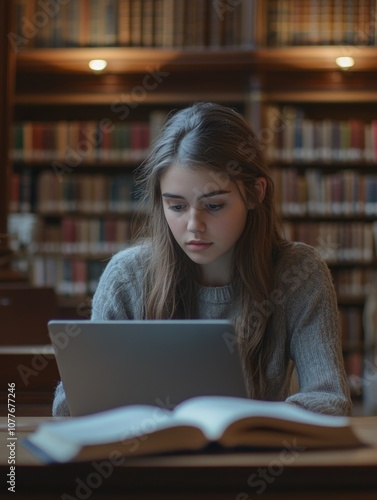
[134,102,286,398]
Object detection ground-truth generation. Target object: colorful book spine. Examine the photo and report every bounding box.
[14,0,258,48]
[11,119,161,165]
[266,0,377,47]
[267,106,377,164]
[272,168,377,218]
[282,221,375,263]
[35,172,137,216]
[31,255,105,297]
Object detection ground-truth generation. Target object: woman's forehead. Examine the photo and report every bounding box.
[160,163,245,199]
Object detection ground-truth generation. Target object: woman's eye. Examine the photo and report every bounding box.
[169,204,186,212]
[206,204,223,211]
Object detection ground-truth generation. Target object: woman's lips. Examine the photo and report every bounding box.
[186,241,213,251]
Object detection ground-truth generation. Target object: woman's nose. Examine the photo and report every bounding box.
[187,208,205,233]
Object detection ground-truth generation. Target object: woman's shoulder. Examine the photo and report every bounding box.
[92,243,151,319]
[276,240,321,260]
[274,241,330,277]
[272,241,335,302]
[110,242,151,265]
[102,242,152,280]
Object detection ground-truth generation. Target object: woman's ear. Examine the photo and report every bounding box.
[248,177,267,209]
[255,177,267,203]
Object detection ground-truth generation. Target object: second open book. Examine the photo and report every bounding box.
[23,396,363,463]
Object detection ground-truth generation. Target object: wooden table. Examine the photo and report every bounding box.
[1,416,377,499]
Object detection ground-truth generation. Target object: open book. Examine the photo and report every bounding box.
[23,396,363,463]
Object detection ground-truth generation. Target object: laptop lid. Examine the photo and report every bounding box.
[48,319,248,416]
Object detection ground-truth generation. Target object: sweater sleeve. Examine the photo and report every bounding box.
[282,247,352,415]
[91,254,132,320]
[52,381,70,417]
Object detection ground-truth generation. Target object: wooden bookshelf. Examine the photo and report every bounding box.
[256,46,377,71]
[1,0,377,404]
[16,47,258,74]
[0,1,15,271]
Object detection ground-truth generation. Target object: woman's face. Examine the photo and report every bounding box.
[160,163,249,286]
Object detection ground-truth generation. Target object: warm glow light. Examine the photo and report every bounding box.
[335,56,355,69]
[88,59,108,71]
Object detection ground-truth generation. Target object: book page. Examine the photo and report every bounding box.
[25,404,210,462]
[173,396,351,442]
[39,405,172,446]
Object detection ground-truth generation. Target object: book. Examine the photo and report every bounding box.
[23,395,363,463]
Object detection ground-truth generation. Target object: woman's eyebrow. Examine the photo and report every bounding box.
[162,193,186,199]
[162,190,230,200]
[199,190,231,199]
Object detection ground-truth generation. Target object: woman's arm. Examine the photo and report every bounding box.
[282,246,352,415]
[52,381,70,416]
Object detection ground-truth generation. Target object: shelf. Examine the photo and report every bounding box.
[337,296,366,306]
[15,90,249,106]
[266,90,377,103]
[15,47,253,106]
[326,260,377,268]
[270,161,377,170]
[282,215,377,222]
[256,46,377,72]
[16,46,377,75]
[15,47,377,105]
[16,47,257,75]
[57,295,92,310]
[12,160,143,169]
[30,251,124,259]
[35,211,139,218]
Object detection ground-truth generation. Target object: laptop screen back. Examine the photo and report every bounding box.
[48,319,248,416]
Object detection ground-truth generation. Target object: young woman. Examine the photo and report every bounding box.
[52,102,351,417]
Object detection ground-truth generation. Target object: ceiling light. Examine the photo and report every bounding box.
[88,59,108,72]
[335,56,355,70]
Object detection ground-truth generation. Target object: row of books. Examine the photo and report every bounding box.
[15,0,257,49]
[283,221,377,263]
[13,113,377,167]
[267,0,377,46]
[9,171,139,214]
[266,107,377,164]
[22,252,377,304]
[30,256,105,296]
[32,217,132,256]
[11,118,165,163]
[11,167,377,222]
[36,171,139,215]
[271,168,377,216]
[332,268,377,298]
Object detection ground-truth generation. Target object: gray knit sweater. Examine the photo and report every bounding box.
[52,242,352,417]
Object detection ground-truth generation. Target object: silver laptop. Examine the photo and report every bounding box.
[48,320,248,416]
